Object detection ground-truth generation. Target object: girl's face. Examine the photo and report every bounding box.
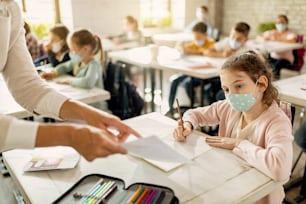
[220,69,266,97]
[68,40,91,58]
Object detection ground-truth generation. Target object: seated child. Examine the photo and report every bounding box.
[168,22,215,113]
[258,14,297,80]
[173,50,293,204]
[203,22,250,58]
[40,29,108,111]
[111,16,142,45]
[24,22,45,60]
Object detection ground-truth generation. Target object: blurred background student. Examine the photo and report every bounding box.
[168,22,215,114]
[24,21,45,61]
[110,15,142,45]
[259,14,297,80]
[34,24,70,69]
[185,6,212,37]
[40,29,108,111]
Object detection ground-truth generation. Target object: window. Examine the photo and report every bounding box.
[140,0,172,28]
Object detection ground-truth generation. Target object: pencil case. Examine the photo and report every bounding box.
[53,174,179,204]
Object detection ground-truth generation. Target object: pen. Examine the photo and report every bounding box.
[176,98,184,130]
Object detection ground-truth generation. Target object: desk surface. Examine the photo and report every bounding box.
[3,112,284,204]
[274,74,306,107]
[108,46,224,79]
[0,75,110,118]
[102,38,140,51]
[247,40,303,53]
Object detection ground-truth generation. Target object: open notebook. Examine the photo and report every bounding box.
[123,115,211,172]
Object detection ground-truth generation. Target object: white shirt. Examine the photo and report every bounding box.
[0,0,68,151]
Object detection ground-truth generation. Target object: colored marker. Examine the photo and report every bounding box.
[153,191,165,204]
[88,181,113,204]
[135,188,150,204]
[128,187,143,204]
[81,179,104,204]
[144,189,157,204]
[94,182,117,204]
[84,182,107,204]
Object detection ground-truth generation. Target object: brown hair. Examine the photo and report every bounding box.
[278,14,289,24]
[192,22,207,34]
[234,22,250,37]
[24,21,31,35]
[71,29,104,65]
[50,24,69,53]
[125,15,138,29]
[200,6,208,13]
[221,50,278,106]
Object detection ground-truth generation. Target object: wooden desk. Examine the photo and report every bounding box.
[3,113,285,204]
[274,74,306,107]
[0,75,110,118]
[247,40,303,53]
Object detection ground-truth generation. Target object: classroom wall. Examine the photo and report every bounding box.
[70,0,140,36]
[221,0,306,39]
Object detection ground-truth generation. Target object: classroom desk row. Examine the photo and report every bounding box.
[0,74,110,119]
[2,112,286,204]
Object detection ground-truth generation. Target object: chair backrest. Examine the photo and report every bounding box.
[279,101,295,126]
[292,34,305,72]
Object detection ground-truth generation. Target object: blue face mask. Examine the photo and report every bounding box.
[276,23,287,32]
[229,39,242,49]
[194,40,205,47]
[69,52,83,63]
[226,81,258,112]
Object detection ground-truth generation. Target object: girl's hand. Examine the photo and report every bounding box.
[40,72,55,80]
[173,120,193,142]
[56,79,70,85]
[205,136,243,150]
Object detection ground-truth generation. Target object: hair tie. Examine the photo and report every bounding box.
[93,33,99,39]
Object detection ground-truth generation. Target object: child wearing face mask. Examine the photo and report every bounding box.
[34,24,70,68]
[110,15,142,45]
[185,5,212,37]
[203,22,250,58]
[259,14,297,80]
[40,29,108,111]
[173,50,293,204]
[168,22,215,113]
[46,24,70,67]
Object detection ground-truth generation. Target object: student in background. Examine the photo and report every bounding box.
[168,22,215,113]
[40,29,107,111]
[185,6,212,37]
[203,22,250,58]
[24,21,44,60]
[173,50,293,204]
[111,15,142,45]
[45,24,70,67]
[259,15,297,80]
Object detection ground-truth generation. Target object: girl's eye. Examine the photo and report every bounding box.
[223,88,229,93]
[235,84,243,89]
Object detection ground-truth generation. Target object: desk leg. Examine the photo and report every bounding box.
[150,68,156,112]
[190,77,194,108]
[200,79,205,107]
[143,68,147,113]
[159,70,163,99]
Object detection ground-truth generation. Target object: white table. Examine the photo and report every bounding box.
[0,75,110,118]
[274,74,306,108]
[152,32,194,47]
[102,38,140,51]
[3,112,285,204]
[247,40,303,53]
[108,46,225,109]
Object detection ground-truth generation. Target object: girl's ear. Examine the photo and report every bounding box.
[257,75,268,92]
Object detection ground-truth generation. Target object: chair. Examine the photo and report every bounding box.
[283,34,305,75]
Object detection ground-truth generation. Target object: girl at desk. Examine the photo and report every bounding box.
[34,25,70,68]
[40,29,107,111]
[173,50,293,204]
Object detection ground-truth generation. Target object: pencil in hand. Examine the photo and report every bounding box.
[176,98,184,130]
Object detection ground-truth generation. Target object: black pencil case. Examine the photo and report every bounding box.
[53,174,179,204]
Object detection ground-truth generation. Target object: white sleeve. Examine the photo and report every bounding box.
[0,115,38,152]
[2,0,68,118]
[214,37,229,52]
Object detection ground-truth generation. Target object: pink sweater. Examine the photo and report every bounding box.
[183,100,293,204]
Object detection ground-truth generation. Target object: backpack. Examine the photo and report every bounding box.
[104,61,144,119]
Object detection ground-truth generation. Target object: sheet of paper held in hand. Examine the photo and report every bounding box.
[123,116,211,172]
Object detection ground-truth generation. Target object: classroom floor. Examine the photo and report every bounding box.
[1,68,306,204]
